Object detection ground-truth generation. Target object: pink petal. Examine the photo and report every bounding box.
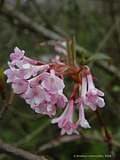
[4,69,15,83]
[78,102,90,128]
[32,101,56,117]
[10,47,24,61]
[41,69,65,94]
[12,79,28,94]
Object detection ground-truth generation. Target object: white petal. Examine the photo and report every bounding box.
[97,97,105,108]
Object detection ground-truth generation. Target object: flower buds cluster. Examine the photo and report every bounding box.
[4,47,105,135]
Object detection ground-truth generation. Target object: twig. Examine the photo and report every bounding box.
[0,120,50,160]
[0,139,47,160]
[0,5,63,41]
[38,133,120,153]
[38,135,81,153]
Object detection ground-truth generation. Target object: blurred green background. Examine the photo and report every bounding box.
[0,0,120,160]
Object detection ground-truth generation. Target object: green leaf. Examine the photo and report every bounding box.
[87,53,110,63]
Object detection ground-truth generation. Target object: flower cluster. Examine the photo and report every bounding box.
[4,47,68,117]
[4,47,105,135]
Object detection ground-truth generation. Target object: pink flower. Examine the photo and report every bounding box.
[49,92,68,109]
[4,68,16,83]
[5,47,50,82]
[5,47,68,122]
[10,47,24,62]
[4,65,26,83]
[77,100,90,128]
[51,100,78,135]
[41,69,65,94]
[10,47,46,68]
[76,76,90,128]
[18,63,49,79]
[85,73,105,111]
[55,93,68,108]
[12,79,28,94]
[31,101,56,117]
[22,85,50,106]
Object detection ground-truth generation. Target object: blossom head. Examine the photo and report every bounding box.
[4,47,67,117]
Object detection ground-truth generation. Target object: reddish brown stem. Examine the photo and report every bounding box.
[70,83,79,100]
[50,63,81,82]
